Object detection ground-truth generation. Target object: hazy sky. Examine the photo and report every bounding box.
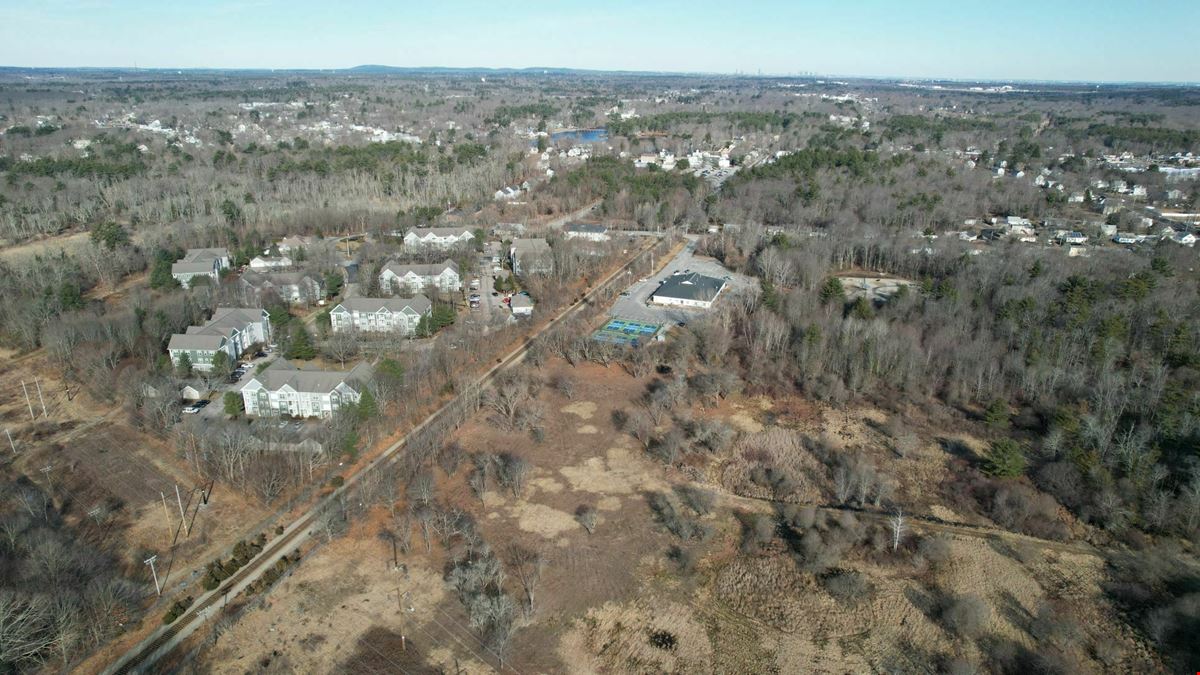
[1,0,1197,82]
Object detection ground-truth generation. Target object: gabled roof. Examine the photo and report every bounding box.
[333,295,432,315]
[510,238,551,254]
[243,359,372,395]
[243,270,320,288]
[381,259,459,277]
[180,247,229,263]
[510,295,533,308]
[168,333,225,351]
[407,227,474,238]
[652,272,727,303]
[172,261,217,274]
[170,308,267,347]
[564,222,608,234]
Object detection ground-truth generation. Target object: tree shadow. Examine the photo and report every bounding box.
[995,589,1033,635]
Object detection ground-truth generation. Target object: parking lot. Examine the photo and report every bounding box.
[608,236,754,326]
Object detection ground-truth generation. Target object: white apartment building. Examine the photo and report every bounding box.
[240,359,372,419]
[329,295,432,334]
[378,259,461,294]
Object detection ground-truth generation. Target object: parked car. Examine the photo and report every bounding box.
[182,400,210,414]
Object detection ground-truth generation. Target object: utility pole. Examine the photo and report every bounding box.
[144,555,161,596]
[34,378,47,417]
[160,491,174,540]
[20,381,35,420]
[174,484,187,525]
[5,429,16,455]
[39,464,53,492]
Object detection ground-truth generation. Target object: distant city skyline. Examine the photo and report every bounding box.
[1,0,1197,83]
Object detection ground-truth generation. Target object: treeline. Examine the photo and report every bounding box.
[1067,124,1200,152]
[608,110,817,136]
[881,114,998,142]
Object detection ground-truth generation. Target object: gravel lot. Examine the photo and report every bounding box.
[608,236,754,326]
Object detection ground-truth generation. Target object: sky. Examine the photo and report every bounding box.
[1,0,1198,83]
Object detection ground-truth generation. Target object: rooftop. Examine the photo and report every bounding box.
[244,359,372,394]
[652,272,727,303]
[334,295,432,314]
[564,222,609,234]
[381,259,459,276]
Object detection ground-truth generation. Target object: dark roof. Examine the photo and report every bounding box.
[565,222,608,233]
[652,272,726,303]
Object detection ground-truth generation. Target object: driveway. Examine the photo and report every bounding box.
[608,236,755,326]
[195,352,273,419]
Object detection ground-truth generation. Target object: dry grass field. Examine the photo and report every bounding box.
[194,357,1152,673]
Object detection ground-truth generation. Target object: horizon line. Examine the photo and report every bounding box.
[0,64,1196,88]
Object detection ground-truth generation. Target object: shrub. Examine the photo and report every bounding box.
[575,504,597,534]
[162,596,195,625]
[941,593,991,638]
[329,475,345,488]
[821,569,873,607]
[917,535,954,569]
[675,484,716,515]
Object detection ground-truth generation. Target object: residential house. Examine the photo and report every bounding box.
[239,359,372,419]
[563,223,610,242]
[329,296,432,334]
[510,238,553,276]
[403,227,475,249]
[649,272,727,309]
[1113,232,1138,245]
[240,270,325,306]
[510,294,533,317]
[249,255,293,270]
[167,307,271,372]
[1057,231,1088,245]
[276,235,320,254]
[171,247,230,288]
[378,259,461,294]
[179,384,204,401]
[1068,192,1086,203]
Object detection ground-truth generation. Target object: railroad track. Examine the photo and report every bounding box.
[103,234,672,675]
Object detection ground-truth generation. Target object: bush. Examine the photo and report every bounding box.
[941,593,991,638]
[675,484,716,515]
[917,535,953,569]
[667,545,696,574]
[329,475,344,488]
[738,512,776,554]
[821,569,873,607]
[162,596,195,625]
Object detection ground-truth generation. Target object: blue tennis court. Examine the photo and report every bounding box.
[593,318,663,346]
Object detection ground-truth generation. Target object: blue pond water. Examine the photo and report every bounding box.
[540,128,608,145]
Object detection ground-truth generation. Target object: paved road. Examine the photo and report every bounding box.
[102,235,665,675]
[608,235,755,326]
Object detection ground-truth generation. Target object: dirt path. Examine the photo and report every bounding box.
[720,488,1099,557]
